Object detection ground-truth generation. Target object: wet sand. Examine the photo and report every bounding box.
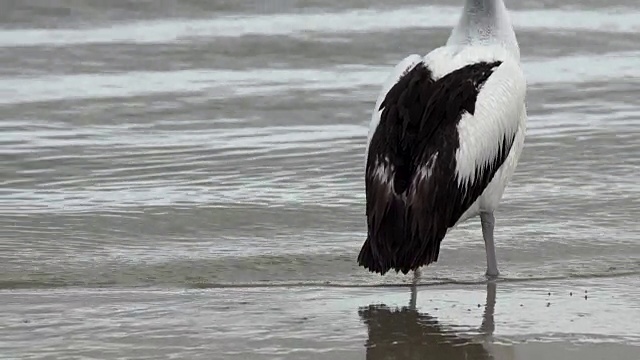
[2,276,639,359]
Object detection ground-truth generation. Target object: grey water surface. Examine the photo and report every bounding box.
[0,0,639,359]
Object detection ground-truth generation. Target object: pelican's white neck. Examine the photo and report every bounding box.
[447,0,520,60]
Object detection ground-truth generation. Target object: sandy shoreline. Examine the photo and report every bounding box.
[2,274,638,359]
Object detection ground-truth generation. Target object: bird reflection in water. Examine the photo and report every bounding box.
[358,282,499,360]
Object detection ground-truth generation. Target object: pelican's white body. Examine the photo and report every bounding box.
[367,46,527,225]
[365,0,527,276]
[366,0,526,225]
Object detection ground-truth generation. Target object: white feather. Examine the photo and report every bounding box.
[372,156,393,186]
[419,46,526,186]
[446,0,520,62]
[423,44,527,223]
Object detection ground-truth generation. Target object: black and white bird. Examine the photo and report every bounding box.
[358,0,527,280]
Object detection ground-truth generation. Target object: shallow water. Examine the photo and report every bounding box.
[1,0,639,359]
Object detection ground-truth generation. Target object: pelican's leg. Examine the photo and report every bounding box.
[480,212,499,277]
[412,267,421,286]
[410,268,420,309]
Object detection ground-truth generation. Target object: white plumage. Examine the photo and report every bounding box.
[359,0,527,278]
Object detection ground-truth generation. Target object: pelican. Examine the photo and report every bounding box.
[358,0,527,280]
